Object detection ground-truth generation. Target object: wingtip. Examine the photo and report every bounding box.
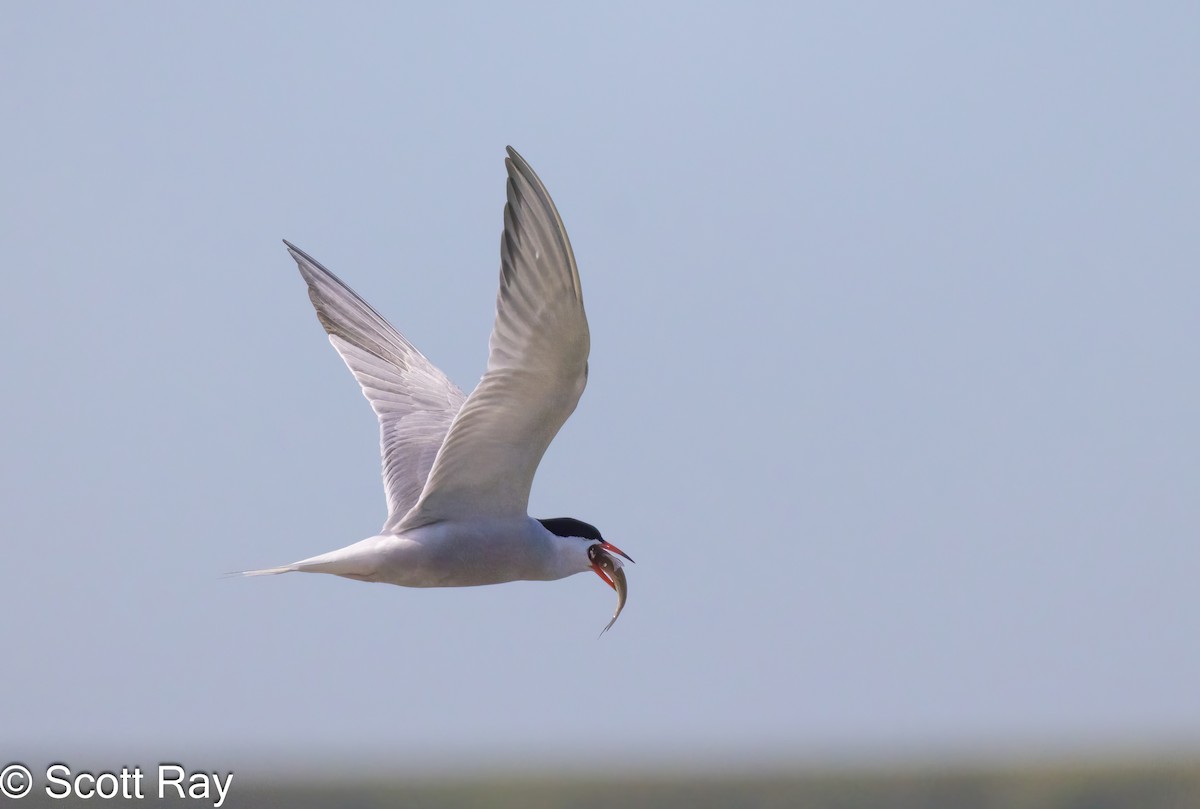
[505,145,530,174]
[282,240,321,271]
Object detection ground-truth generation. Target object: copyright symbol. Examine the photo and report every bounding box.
[0,764,32,799]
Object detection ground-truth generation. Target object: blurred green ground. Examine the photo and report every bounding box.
[13,759,1199,808]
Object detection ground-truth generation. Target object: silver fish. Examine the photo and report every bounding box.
[599,562,628,636]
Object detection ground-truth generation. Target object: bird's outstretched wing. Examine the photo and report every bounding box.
[284,241,467,530]
[399,147,589,528]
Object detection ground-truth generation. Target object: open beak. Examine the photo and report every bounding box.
[589,540,633,589]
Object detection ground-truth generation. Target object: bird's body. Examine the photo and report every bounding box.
[247,517,591,588]
[244,147,631,631]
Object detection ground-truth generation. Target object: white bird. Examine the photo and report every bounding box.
[243,147,633,633]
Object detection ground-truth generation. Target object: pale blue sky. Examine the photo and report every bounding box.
[3,2,1198,774]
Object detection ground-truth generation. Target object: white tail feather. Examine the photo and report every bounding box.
[232,565,297,577]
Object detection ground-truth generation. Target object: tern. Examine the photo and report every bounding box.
[243,147,633,632]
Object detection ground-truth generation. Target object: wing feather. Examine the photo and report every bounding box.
[400,147,589,527]
[284,242,466,529]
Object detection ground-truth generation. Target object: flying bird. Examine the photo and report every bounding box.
[243,147,632,633]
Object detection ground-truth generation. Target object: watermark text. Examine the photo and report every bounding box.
[1,763,232,807]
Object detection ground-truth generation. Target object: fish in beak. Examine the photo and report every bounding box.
[600,565,627,636]
[589,541,633,635]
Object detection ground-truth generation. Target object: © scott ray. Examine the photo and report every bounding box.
[44,764,232,807]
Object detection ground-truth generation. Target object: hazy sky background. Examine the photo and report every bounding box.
[3,2,1198,775]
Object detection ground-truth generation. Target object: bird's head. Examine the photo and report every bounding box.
[539,517,634,634]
